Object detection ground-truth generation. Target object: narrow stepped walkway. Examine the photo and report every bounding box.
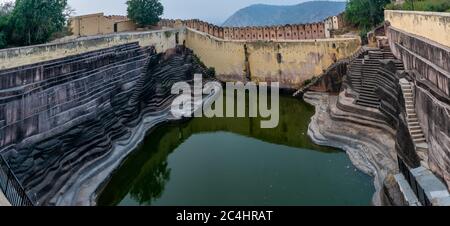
[400,78,429,167]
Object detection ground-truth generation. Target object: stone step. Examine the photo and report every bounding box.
[403,93,413,97]
[408,121,420,126]
[359,87,376,92]
[356,99,380,107]
[407,116,418,122]
[403,89,413,93]
[414,137,427,143]
[410,129,423,135]
[409,125,422,130]
[359,91,378,98]
[359,95,379,102]
[411,133,425,139]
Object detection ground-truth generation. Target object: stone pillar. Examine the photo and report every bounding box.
[318,22,326,38]
[305,24,312,39]
[269,27,277,41]
[276,26,285,40]
[285,25,293,40]
[298,25,306,40]
[291,25,299,40]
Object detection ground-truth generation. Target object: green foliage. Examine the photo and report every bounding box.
[8,0,68,46]
[385,0,450,12]
[345,0,391,30]
[207,67,216,78]
[0,32,6,49]
[127,0,163,27]
[0,2,12,48]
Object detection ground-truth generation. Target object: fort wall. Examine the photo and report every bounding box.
[158,15,344,41]
[184,28,360,89]
[1,26,359,90]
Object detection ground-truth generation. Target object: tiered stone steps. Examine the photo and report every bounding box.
[381,48,396,59]
[399,78,429,166]
[1,46,212,205]
[347,48,403,109]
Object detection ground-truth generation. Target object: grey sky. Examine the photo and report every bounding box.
[1,0,343,25]
[69,0,326,24]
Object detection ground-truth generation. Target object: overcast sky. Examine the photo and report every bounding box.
[1,0,343,24]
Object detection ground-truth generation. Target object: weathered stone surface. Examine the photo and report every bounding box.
[414,74,450,188]
[387,23,450,189]
[0,44,213,205]
[303,46,435,205]
[0,190,10,206]
[381,173,409,206]
[304,91,397,206]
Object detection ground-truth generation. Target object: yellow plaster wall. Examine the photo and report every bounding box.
[185,28,360,89]
[385,10,450,47]
[0,29,186,69]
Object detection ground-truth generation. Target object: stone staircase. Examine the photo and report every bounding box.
[347,48,404,109]
[399,78,429,167]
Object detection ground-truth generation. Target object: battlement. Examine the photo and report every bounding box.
[158,13,344,41]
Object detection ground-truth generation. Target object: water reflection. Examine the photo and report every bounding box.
[98,95,374,206]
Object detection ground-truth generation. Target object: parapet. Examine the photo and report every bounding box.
[158,14,346,41]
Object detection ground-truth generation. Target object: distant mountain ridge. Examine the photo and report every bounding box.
[222,1,347,27]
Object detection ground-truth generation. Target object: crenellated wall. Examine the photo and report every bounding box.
[184,28,360,89]
[158,17,339,41]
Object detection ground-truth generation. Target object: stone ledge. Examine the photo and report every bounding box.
[385,10,450,18]
[0,190,11,206]
[394,173,421,206]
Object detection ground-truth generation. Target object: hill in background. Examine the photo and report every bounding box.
[222,1,346,27]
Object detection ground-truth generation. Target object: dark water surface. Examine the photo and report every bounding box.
[98,94,374,206]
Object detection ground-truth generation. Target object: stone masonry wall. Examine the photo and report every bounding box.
[159,18,334,41]
[0,28,185,70]
[0,43,151,148]
[386,12,450,188]
[185,28,360,89]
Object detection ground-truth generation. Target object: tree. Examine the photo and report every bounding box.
[8,0,68,46]
[0,1,14,16]
[345,0,391,30]
[127,0,164,27]
[0,1,14,48]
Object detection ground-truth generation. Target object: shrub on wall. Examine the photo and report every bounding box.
[385,0,450,12]
[127,0,164,27]
[345,0,391,30]
[0,32,7,49]
[0,1,12,48]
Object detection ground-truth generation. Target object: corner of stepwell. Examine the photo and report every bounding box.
[303,10,450,206]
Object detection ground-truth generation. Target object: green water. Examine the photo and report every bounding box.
[97,94,374,206]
